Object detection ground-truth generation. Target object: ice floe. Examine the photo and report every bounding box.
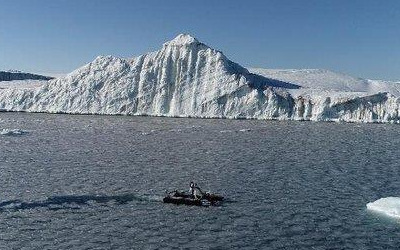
[367,197,400,219]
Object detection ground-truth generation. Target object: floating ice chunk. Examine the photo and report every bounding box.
[366,197,400,219]
[0,128,29,136]
[220,129,251,133]
[239,129,251,132]
[168,128,182,132]
[141,130,156,136]
[186,125,202,129]
[220,130,233,133]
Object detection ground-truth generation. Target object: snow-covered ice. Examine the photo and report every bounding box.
[250,68,400,98]
[0,80,47,89]
[0,34,399,123]
[367,197,400,219]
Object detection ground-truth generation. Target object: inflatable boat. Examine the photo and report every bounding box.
[163,190,224,206]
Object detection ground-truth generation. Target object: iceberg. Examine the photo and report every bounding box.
[0,34,399,123]
[0,80,47,90]
[367,197,400,219]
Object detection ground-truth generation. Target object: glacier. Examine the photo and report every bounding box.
[367,197,400,219]
[0,34,399,123]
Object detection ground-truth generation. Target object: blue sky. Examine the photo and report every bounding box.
[0,0,399,80]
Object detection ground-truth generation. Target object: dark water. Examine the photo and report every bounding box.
[0,113,399,249]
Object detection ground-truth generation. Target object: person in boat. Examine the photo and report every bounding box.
[189,181,195,197]
[194,183,204,199]
[189,182,203,199]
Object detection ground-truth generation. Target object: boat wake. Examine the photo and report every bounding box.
[0,193,163,211]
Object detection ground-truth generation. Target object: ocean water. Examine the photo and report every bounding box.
[0,112,399,249]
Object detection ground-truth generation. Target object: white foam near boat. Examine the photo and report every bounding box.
[366,197,400,219]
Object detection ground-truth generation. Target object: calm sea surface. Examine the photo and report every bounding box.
[0,113,399,249]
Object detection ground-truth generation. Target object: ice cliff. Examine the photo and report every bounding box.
[0,34,399,123]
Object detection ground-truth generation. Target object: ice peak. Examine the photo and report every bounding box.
[164,34,201,47]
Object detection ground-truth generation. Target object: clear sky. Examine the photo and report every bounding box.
[0,0,399,80]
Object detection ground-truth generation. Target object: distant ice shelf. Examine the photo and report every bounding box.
[0,34,399,123]
[0,71,53,82]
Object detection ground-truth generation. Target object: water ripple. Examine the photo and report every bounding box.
[0,113,399,249]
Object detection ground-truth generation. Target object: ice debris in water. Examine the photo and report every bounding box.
[220,129,251,133]
[0,128,29,136]
[366,197,400,219]
[141,130,156,136]
[239,129,251,132]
